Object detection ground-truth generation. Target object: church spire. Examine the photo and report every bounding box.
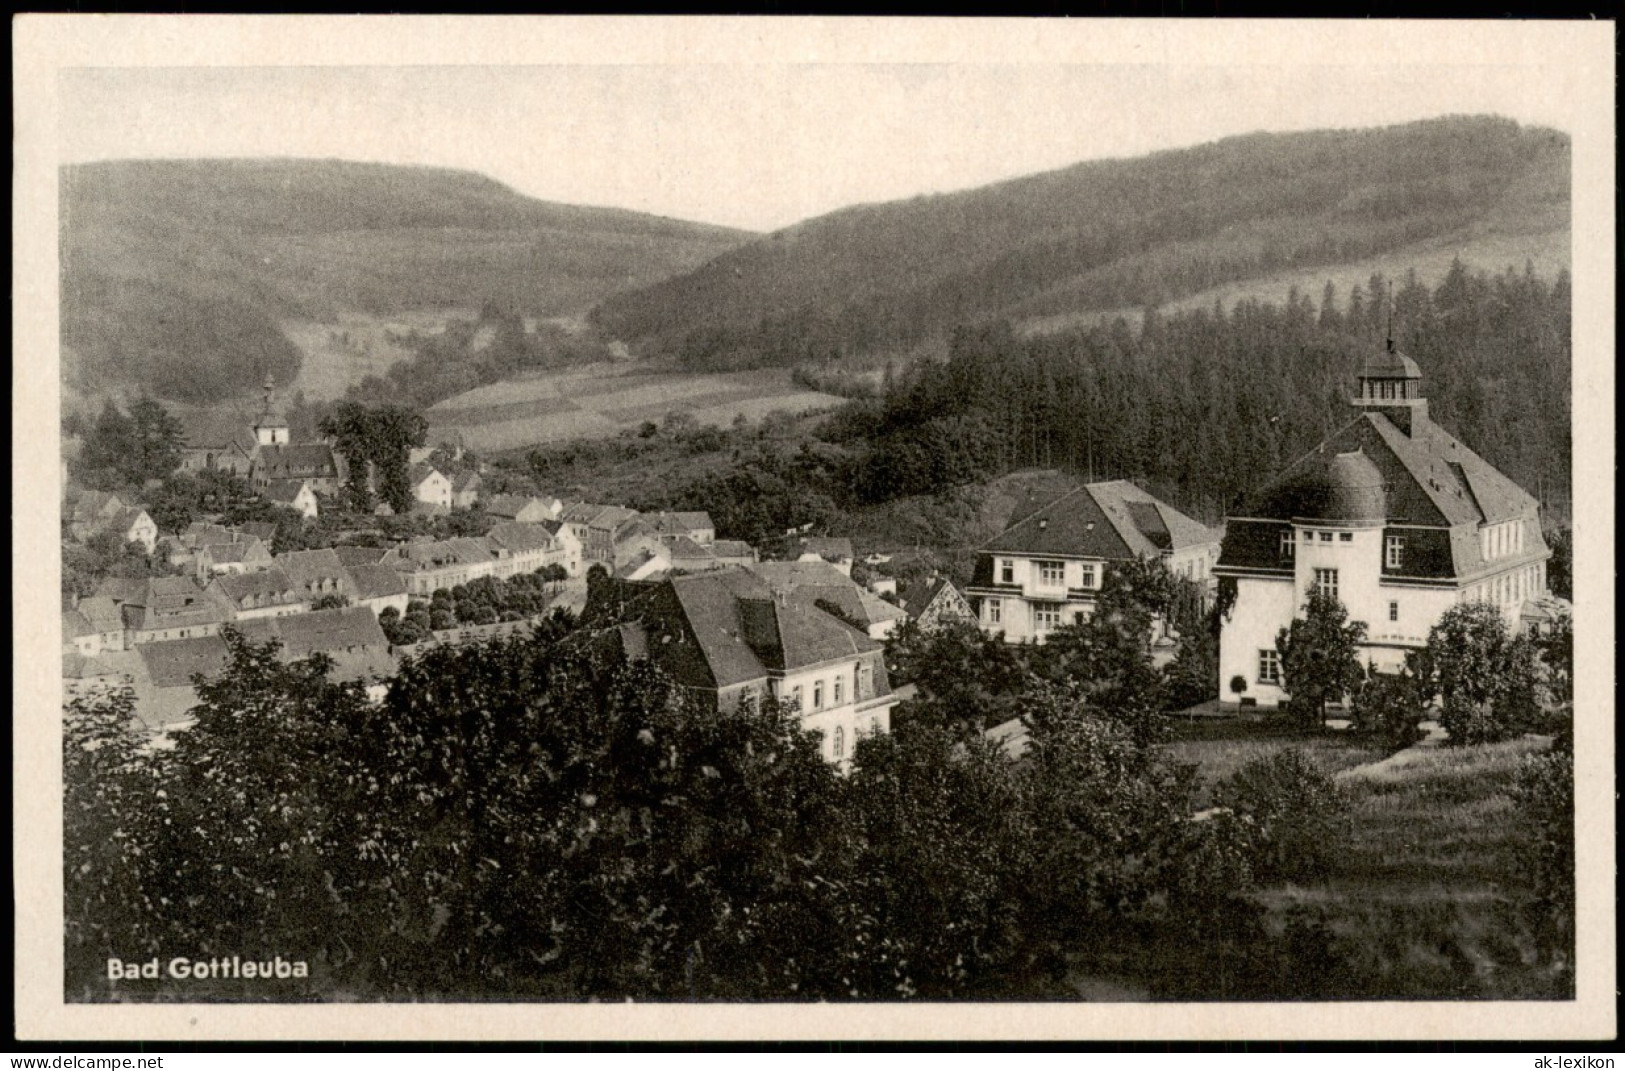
[253,375,289,447]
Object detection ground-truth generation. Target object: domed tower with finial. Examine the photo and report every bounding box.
[253,376,290,448]
[1352,297,1429,437]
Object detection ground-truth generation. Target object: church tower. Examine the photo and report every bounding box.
[253,377,291,448]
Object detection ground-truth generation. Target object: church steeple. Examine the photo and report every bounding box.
[253,376,290,447]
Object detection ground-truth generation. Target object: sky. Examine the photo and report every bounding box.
[57,37,1588,233]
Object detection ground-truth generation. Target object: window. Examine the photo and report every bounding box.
[1302,530,1313,543]
[813,680,824,710]
[1338,531,1354,543]
[1280,530,1295,560]
[986,598,1002,624]
[1386,534,1405,569]
[832,726,845,760]
[790,685,803,710]
[1318,531,1333,543]
[833,677,844,705]
[857,662,872,697]
[1079,564,1096,589]
[1314,568,1339,600]
[1037,560,1065,586]
[871,717,881,734]
[999,559,1015,584]
[1258,649,1282,685]
[1388,600,1399,622]
[1034,602,1063,630]
[1074,611,1086,625]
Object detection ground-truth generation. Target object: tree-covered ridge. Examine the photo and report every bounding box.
[59,159,753,404]
[592,116,1569,370]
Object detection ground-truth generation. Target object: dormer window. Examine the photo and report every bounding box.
[1279,530,1295,560]
[1037,560,1065,586]
[1386,535,1405,569]
[999,559,1015,584]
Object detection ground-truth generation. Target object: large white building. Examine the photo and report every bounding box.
[1214,343,1551,708]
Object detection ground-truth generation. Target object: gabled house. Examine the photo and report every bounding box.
[1214,344,1551,709]
[590,568,898,769]
[121,576,235,644]
[612,517,668,572]
[73,596,129,652]
[206,567,308,621]
[263,478,319,519]
[66,490,128,540]
[560,502,642,566]
[966,480,1221,644]
[899,576,976,632]
[450,471,483,510]
[108,507,159,555]
[540,520,583,576]
[409,464,453,513]
[647,511,717,547]
[195,536,273,579]
[254,444,345,494]
[274,548,355,603]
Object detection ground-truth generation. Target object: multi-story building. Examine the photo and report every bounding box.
[560,502,642,566]
[206,567,309,621]
[383,537,497,595]
[1213,343,1551,708]
[966,480,1221,644]
[591,568,898,770]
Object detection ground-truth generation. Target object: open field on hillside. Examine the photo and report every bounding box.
[1017,226,1571,337]
[426,366,844,452]
[281,309,472,401]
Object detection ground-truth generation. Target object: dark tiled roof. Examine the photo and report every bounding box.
[76,596,125,633]
[212,567,301,606]
[63,608,95,639]
[1361,345,1423,380]
[94,577,148,606]
[347,563,407,601]
[202,538,268,564]
[484,494,538,519]
[275,548,351,590]
[486,522,557,556]
[137,635,233,689]
[274,606,389,659]
[796,537,854,561]
[985,480,1218,560]
[710,540,756,559]
[665,535,713,560]
[333,544,390,567]
[899,576,949,617]
[450,471,482,492]
[409,463,444,488]
[256,444,340,479]
[262,479,312,505]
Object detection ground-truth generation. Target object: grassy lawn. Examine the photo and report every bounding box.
[1157,718,1569,999]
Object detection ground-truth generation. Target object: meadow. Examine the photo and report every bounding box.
[424,366,845,452]
[1165,719,1568,1000]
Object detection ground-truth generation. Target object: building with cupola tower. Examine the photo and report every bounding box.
[1213,339,1551,709]
[252,377,291,448]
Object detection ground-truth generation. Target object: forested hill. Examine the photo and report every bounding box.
[60,159,753,403]
[591,116,1570,370]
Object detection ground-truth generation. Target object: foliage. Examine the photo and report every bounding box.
[76,397,184,489]
[1544,525,1572,601]
[1034,566,1168,743]
[61,530,179,602]
[144,469,260,533]
[1274,590,1368,729]
[311,593,352,611]
[318,402,429,514]
[1351,661,1428,753]
[884,619,1027,735]
[1511,748,1574,976]
[1424,602,1542,745]
[1214,749,1348,884]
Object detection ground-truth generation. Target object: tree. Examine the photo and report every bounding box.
[311,593,352,611]
[126,396,185,484]
[1424,602,1540,745]
[76,401,137,489]
[1274,590,1367,729]
[319,402,429,515]
[1215,749,1348,883]
[1036,562,1168,741]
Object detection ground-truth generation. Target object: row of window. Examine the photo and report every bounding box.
[1468,563,1544,609]
[755,662,875,714]
[1278,530,1406,568]
[827,717,886,760]
[984,598,1087,632]
[998,559,1099,589]
[1480,520,1526,562]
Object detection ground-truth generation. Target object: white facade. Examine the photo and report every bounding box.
[977,553,1105,644]
[768,657,894,771]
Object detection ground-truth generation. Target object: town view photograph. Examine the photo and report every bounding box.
[42,23,1595,1014]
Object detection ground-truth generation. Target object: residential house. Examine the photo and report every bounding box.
[108,508,159,555]
[485,494,561,525]
[275,548,356,604]
[591,568,898,769]
[384,538,496,595]
[347,563,411,619]
[666,536,760,574]
[175,407,257,478]
[647,511,717,547]
[73,596,129,653]
[180,522,239,551]
[128,606,396,730]
[66,490,128,541]
[121,576,234,644]
[486,521,567,579]
[746,560,908,641]
[62,607,101,657]
[409,464,453,513]
[540,520,583,576]
[264,478,320,519]
[238,521,280,546]
[195,536,273,579]
[450,472,483,511]
[792,537,856,577]
[898,576,976,632]
[333,544,392,569]
[614,545,673,581]
[1214,344,1551,709]
[207,567,308,621]
[560,502,642,567]
[966,480,1221,645]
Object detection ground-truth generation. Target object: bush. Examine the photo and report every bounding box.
[1215,749,1347,884]
[1351,667,1427,753]
[1512,749,1574,956]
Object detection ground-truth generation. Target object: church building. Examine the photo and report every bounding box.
[1213,341,1551,708]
